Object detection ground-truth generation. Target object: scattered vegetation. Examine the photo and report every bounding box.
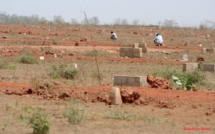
[90,70,104,82]
[153,69,206,90]
[152,67,176,80]
[84,50,112,57]
[142,116,161,125]
[108,110,139,120]
[63,100,85,125]
[29,109,50,134]
[30,77,52,90]
[49,64,78,79]
[17,54,37,64]
[0,62,16,70]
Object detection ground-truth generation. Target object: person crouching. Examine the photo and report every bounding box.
[110,31,117,40]
[154,33,163,46]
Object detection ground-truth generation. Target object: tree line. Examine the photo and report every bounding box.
[0,12,214,29]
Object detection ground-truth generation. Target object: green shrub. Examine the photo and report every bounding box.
[17,55,37,64]
[29,109,50,134]
[153,69,206,90]
[172,71,206,90]
[63,100,85,125]
[49,65,78,79]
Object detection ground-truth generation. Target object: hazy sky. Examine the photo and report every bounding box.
[0,0,215,26]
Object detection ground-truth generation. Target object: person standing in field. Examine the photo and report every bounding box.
[154,33,163,46]
[110,31,117,40]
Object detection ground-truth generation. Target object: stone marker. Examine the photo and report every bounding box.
[183,63,215,72]
[183,63,198,72]
[113,76,146,87]
[131,43,139,48]
[199,63,215,72]
[119,47,143,58]
[202,48,215,53]
[109,87,122,105]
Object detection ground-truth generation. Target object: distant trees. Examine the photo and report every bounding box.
[53,15,65,24]
[160,19,178,28]
[199,20,215,30]
[89,16,100,25]
[0,12,47,24]
[1,11,214,30]
[0,12,8,23]
[70,18,79,25]
[81,16,100,25]
[132,19,140,25]
[113,18,129,25]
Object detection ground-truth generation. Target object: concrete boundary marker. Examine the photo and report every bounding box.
[113,75,145,86]
[183,63,215,72]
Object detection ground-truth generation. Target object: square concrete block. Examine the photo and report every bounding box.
[134,52,143,58]
[206,48,215,53]
[114,76,145,87]
[119,52,126,57]
[119,47,143,58]
[113,76,128,86]
[199,63,215,72]
[202,48,215,53]
[139,43,147,48]
[126,51,134,57]
[128,77,135,84]
[134,76,145,86]
[120,47,129,52]
[132,43,139,48]
[133,48,142,52]
[121,77,128,84]
[142,47,148,53]
[183,63,198,72]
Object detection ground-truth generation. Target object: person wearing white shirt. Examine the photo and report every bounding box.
[154,33,163,46]
[110,31,117,40]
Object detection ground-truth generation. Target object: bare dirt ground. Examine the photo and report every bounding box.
[0,24,215,134]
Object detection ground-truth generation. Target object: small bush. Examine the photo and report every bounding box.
[49,64,78,79]
[17,55,37,64]
[153,69,206,90]
[63,100,85,125]
[29,109,50,134]
[172,71,206,90]
[179,71,205,90]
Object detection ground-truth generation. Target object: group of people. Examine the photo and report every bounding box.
[110,31,164,46]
